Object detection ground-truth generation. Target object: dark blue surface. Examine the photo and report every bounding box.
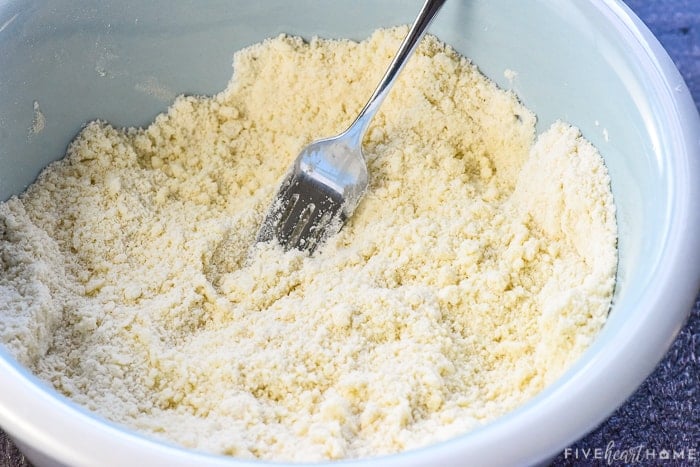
[553,0,700,465]
[627,0,700,109]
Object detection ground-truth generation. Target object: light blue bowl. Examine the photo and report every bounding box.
[1,1,699,465]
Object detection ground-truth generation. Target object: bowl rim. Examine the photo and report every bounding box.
[1,0,700,466]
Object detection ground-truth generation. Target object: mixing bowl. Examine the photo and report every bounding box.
[1,0,699,465]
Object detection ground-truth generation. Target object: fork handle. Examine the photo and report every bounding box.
[345,0,448,143]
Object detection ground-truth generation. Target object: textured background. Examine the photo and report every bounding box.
[2,0,699,466]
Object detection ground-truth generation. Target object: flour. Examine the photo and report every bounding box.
[0,28,617,461]
[30,100,46,136]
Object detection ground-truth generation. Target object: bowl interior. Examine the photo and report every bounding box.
[0,0,696,465]
[0,0,671,307]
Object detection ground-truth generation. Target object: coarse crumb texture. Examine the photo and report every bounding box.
[0,28,617,461]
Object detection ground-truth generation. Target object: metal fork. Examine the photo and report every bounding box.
[257,0,447,253]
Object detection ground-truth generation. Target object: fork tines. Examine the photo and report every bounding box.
[257,172,346,253]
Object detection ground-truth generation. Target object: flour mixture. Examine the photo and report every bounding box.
[0,28,617,461]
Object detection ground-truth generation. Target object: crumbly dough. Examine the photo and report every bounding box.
[0,28,617,461]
